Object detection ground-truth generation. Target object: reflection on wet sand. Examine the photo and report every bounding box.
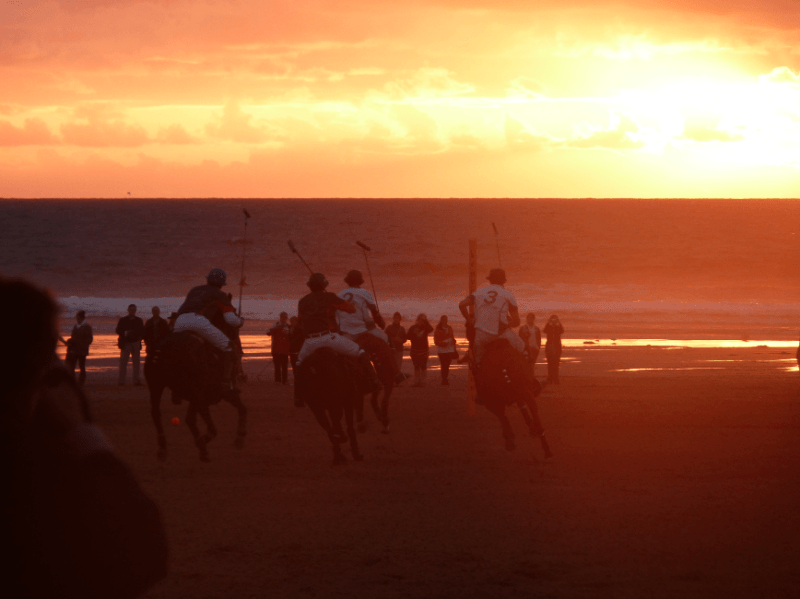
[56,333,799,377]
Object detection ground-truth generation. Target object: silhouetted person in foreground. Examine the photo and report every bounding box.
[544,314,565,384]
[1,278,166,599]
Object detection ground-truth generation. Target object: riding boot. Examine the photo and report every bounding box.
[358,352,382,394]
[221,351,235,392]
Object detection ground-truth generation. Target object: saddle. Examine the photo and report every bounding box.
[296,348,369,403]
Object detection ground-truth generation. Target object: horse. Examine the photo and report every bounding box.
[473,338,553,459]
[295,347,365,464]
[143,331,247,462]
[353,332,397,434]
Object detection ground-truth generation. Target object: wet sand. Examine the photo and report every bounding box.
[79,345,800,599]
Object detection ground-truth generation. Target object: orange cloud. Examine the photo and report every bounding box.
[0,118,57,146]
[156,124,201,145]
[205,103,278,143]
[2,0,800,197]
[61,120,149,147]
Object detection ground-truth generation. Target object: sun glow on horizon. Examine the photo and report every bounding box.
[2,0,800,197]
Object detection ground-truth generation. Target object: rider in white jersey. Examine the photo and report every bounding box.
[459,268,525,363]
[336,270,389,344]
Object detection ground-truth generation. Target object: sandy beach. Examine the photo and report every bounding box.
[67,342,800,599]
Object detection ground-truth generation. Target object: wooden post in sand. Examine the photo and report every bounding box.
[467,239,477,416]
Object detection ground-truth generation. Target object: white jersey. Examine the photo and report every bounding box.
[473,284,517,335]
[336,287,376,335]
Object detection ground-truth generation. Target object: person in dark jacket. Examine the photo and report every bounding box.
[543,314,565,384]
[116,304,145,386]
[1,277,167,599]
[296,273,381,393]
[268,312,291,384]
[518,312,542,375]
[172,269,245,392]
[384,311,407,377]
[407,313,433,387]
[61,310,93,386]
[143,306,170,355]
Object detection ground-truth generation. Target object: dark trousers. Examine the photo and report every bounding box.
[273,353,289,384]
[438,352,455,383]
[289,354,299,397]
[66,353,87,386]
[528,348,540,375]
[119,342,141,384]
[546,344,562,383]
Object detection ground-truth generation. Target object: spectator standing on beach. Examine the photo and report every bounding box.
[143,306,170,355]
[61,310,93,386]
[544,314,565,384]
[407,313,433,387]
[518,313,542,375]
[268,312,291,385]
[1,278,166,599]
[385,312,407,376]
[116,304,145,386]
[433,315,458,386]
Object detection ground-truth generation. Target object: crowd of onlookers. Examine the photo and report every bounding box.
[266,310,565,388]
[60,303,175,387]
[61,307,566,389]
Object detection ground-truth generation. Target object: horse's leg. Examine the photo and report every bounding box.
[344,405,363,461]
[197,402,217,442]
[519,397,553,459]
[355,392,366,433]
[226,392,248,449]
[377,386,391,433]
[485,399,516,451]
[328,406,348,443]
[310,406,345,464]
[369,390,381,423]
[185,404,210,462]
[149,385,167,461]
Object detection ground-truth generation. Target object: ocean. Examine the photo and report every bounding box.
[2,198,799,340]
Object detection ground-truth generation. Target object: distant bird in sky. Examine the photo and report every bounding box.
[127,191,131,195]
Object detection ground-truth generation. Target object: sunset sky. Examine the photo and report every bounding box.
[2,0,800,198]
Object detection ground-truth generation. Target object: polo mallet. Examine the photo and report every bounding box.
[238,208,251,315]
[288,240,314,274]
[491,222,503,269]
[355,240,379,312]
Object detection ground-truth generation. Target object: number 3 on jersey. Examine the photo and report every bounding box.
[483,290,498,305]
